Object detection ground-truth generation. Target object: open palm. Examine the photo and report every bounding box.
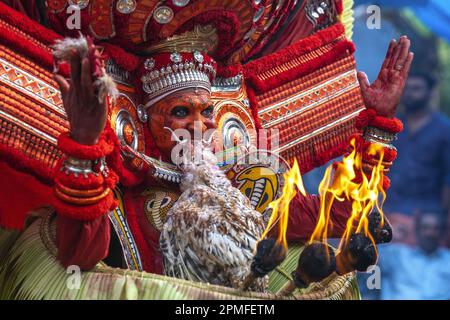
[357,36,414,118]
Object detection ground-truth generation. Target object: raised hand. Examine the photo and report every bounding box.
[54,49,108,146]
[357,36,414,118]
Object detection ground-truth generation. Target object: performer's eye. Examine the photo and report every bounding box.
[171,106,189,118]
[201,105,214,119]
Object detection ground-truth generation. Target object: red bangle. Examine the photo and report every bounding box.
[55,181,104,197]
[355,109,403,134]
[54,187,111,205]
[57,127,116,160]
[52,191,118,221]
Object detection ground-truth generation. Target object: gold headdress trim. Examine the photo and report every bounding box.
[142,24,218,55]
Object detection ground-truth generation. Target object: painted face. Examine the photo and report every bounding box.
[146,88,216,162]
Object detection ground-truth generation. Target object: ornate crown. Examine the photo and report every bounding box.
[143,24,218,56]
[140,51,217,109]
[45,0,298,64]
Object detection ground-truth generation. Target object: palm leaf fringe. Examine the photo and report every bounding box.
[340,0,355,40]
[0,211,360,300]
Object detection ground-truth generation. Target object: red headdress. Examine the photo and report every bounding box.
[0,0,361,230]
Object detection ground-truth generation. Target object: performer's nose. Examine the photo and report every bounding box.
[187,113,207,135]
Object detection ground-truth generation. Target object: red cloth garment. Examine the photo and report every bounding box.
[56,214,111,271]
[0,161,52,229]
[286,193,351,242]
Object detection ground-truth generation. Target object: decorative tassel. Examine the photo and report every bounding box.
[51,34,118,104]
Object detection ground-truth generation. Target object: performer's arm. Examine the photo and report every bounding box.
[286,115,402,242]
[52,48,117,271]
[52,128,119,270]
[286,193,351,241]
[287,36,414,242]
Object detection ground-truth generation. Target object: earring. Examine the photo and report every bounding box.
[137,104,148,123]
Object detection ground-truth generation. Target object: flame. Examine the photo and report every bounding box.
[260,159,307,250]
[309,138,387,249]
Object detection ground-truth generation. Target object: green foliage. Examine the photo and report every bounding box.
[438,41,450,115]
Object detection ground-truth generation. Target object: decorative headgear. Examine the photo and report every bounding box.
[140,50,217,109]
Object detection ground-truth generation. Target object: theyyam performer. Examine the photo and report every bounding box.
[0,0,412,299]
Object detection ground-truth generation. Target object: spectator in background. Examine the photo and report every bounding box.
[385,70,450,243]
[377,213,450,300]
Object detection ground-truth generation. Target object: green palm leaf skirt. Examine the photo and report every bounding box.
[0,208,360,300]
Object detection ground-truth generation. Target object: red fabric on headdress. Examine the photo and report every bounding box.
[0,0,42,25]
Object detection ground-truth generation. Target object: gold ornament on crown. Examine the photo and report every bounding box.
[142,24,218,55]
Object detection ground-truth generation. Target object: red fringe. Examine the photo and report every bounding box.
[104,170,119,189]
[383,176,391,190]
[247,40,355,93]
[352,171,391,191]
[216,63,243,79]
[383,148,398,162]
[355,109,404,133]
[0,2,62,45]
[0,22,55,73]
[353,171,391,191]
[0,142,53,184]
[299,137,353,174]
[370,116,403,134]
[245,23,345,74]
[357,139,398,163]
[0,2,70,76]
[51,154,120,221]
[102,43,141,72]
[57,128,116,160]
